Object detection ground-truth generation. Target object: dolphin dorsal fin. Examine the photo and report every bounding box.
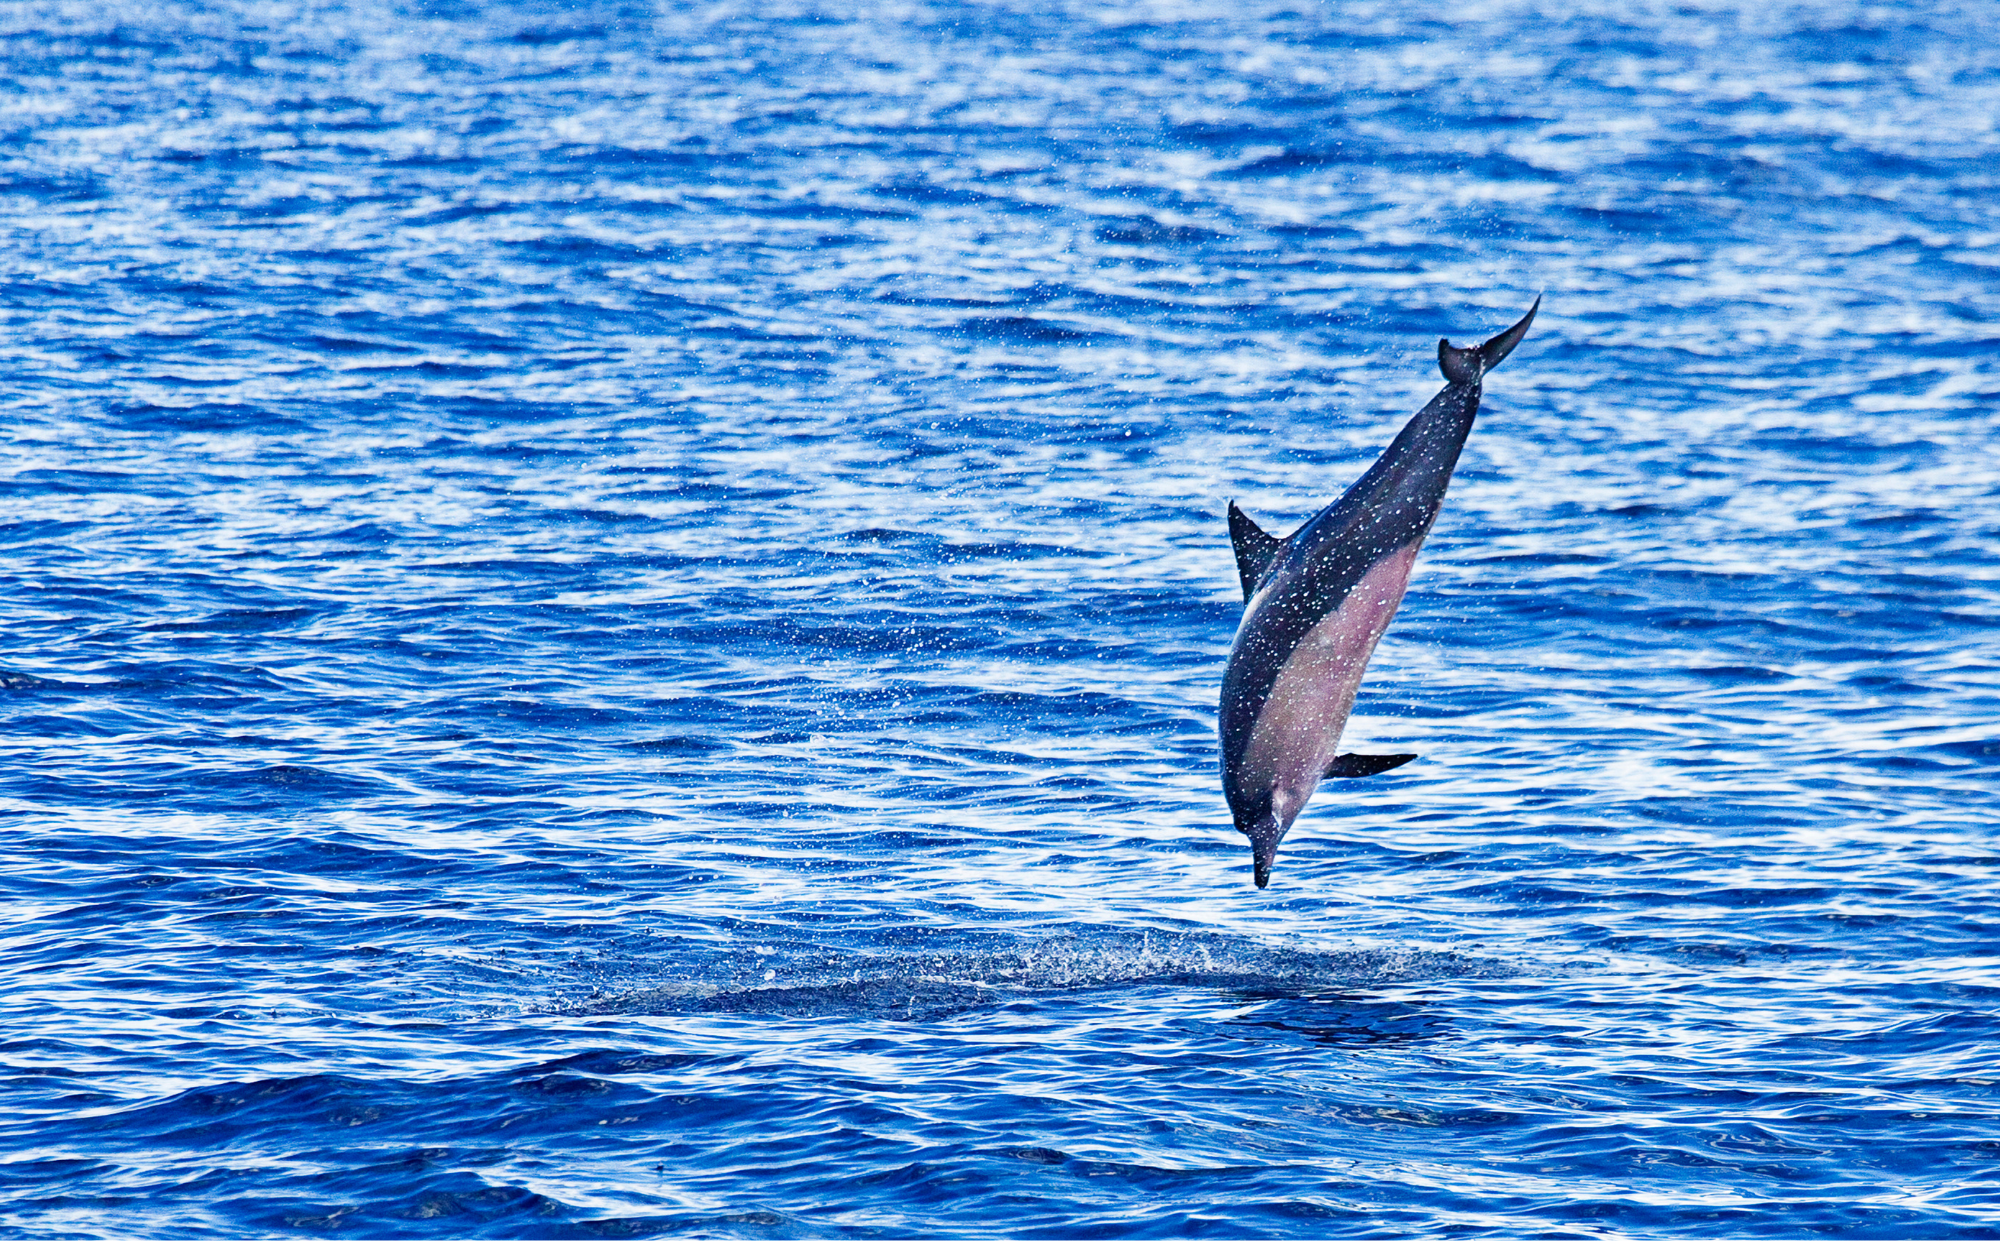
[1227,502,1286,601]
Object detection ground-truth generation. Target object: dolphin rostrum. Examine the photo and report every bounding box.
[1219,297,1539,888]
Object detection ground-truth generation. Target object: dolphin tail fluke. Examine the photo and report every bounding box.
[1323,752,1417,779]
[1478,294,1541,371]
[1437,294,1541,384]
[1226,501,1285,602]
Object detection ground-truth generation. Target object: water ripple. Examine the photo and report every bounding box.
[1,0,1998,1236]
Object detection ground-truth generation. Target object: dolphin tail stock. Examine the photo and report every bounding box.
[1226,501,1286,602]
[1436,294,1542,384]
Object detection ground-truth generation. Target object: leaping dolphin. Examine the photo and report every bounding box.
[1219,297,1540,888]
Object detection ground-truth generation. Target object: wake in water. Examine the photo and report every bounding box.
[561,929,1517,1021]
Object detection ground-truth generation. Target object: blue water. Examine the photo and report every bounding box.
[3,0,1998,1236]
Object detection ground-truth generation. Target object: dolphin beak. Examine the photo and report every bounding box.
[1245,815,1284,889]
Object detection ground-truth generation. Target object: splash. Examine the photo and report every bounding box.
[561,929,1513,1020]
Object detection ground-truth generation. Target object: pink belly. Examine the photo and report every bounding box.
[1239,542,1422,826]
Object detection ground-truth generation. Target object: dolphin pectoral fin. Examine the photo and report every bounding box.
[1437,294,1542,383]
[1226,501,1286,602]
[1323,752,1417,779]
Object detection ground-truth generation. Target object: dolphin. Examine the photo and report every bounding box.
[1219,297,1540,887]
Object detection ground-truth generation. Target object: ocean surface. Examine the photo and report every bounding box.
[2,0,1998,1236]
